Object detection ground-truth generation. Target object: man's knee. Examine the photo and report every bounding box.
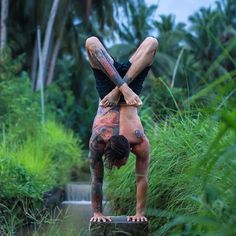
[85,36,100,51]
[143,36,158,53]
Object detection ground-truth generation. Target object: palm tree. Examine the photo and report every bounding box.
[7,0,128,86]
[151,14,187,86]
[186,0,236,90]
[35,0,61,90]
[109,0,157,62]
[0,0,9,60]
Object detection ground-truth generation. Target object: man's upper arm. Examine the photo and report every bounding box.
[132,137,150,176]
[89,131,105,154]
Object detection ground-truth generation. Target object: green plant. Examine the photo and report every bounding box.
[105,111,236,234]
[0,54,83,234]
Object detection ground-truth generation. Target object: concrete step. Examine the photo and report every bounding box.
[89,216,148,236]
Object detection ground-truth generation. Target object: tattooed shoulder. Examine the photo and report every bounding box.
[89,130,105,154]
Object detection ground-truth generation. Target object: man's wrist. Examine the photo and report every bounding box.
[113,87,120,93]
[119,83,128,92]
[94,210,102,214]
[136,208,145,215]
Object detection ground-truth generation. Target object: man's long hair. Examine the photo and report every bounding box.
[104,135,130,169]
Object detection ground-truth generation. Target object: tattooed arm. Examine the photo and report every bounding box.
[89,133,112,222]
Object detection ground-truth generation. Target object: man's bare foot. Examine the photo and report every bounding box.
[99,88,121,107]
[119,84,142,106]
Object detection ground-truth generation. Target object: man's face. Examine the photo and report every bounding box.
[113,157,128,169]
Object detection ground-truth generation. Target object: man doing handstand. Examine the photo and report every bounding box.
[86,36,158,222]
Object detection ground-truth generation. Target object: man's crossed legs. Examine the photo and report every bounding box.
[86,36,158,107]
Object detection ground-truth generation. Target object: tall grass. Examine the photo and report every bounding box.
[105,110,236,235]
[0,119,83,235]
[0,54,83,235]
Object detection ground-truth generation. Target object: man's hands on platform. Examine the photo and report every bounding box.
[127,213,147,222]
[90,212,112,222]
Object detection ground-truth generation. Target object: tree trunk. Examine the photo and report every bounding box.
[31,38,38,91]
[86,0,92,19]
[0,0,9,60]
[46,35,61,86]
[46,2,70,86]
[35,0,60,90]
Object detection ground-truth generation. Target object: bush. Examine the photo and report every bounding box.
[105,110,236,235]
[0,54,83,234]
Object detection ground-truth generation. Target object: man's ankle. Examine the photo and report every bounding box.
[119,83,129,93]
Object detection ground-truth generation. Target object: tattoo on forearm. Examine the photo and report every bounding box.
[89,151,104,213]
[123,74,134,85]
[91,49,125,87]
[91,181,103,213]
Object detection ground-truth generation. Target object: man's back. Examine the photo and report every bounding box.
[89,106,120,153]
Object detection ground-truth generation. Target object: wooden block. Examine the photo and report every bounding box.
[89,216,148,236]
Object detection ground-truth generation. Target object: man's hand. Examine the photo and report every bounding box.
[90,212,112,222]
[127,213,147,222]
[99,88,121,107]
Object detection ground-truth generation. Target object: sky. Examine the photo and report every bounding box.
[146,0,216,23]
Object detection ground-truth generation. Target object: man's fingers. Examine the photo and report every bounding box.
[127,216,148,222]
[90,216,112,222]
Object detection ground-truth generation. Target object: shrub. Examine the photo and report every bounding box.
[105,111,236,235]
[0,54,83,234]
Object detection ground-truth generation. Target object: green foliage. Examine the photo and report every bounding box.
[2,0,236,235]
[105,111,236,235]
[0,55,83,234]
[46,55,98,144]
[142,76,186,119]
[0,53,41,141]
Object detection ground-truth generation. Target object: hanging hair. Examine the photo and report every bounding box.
[104,135,130,169]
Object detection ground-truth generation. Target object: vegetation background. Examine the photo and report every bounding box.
[0,0,235,235]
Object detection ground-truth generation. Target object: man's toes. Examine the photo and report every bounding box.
[100,100,109,107]
[135,98,142,106]
[105,101,110,107]
[99,100,105,106]
[100,98,107,104]
[128,100,136,105]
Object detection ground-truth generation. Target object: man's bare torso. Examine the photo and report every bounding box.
[91,105,145,147]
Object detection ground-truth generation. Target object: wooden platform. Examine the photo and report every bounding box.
[89,216,148,236]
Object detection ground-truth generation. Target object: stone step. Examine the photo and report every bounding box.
[89,216,148,236]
